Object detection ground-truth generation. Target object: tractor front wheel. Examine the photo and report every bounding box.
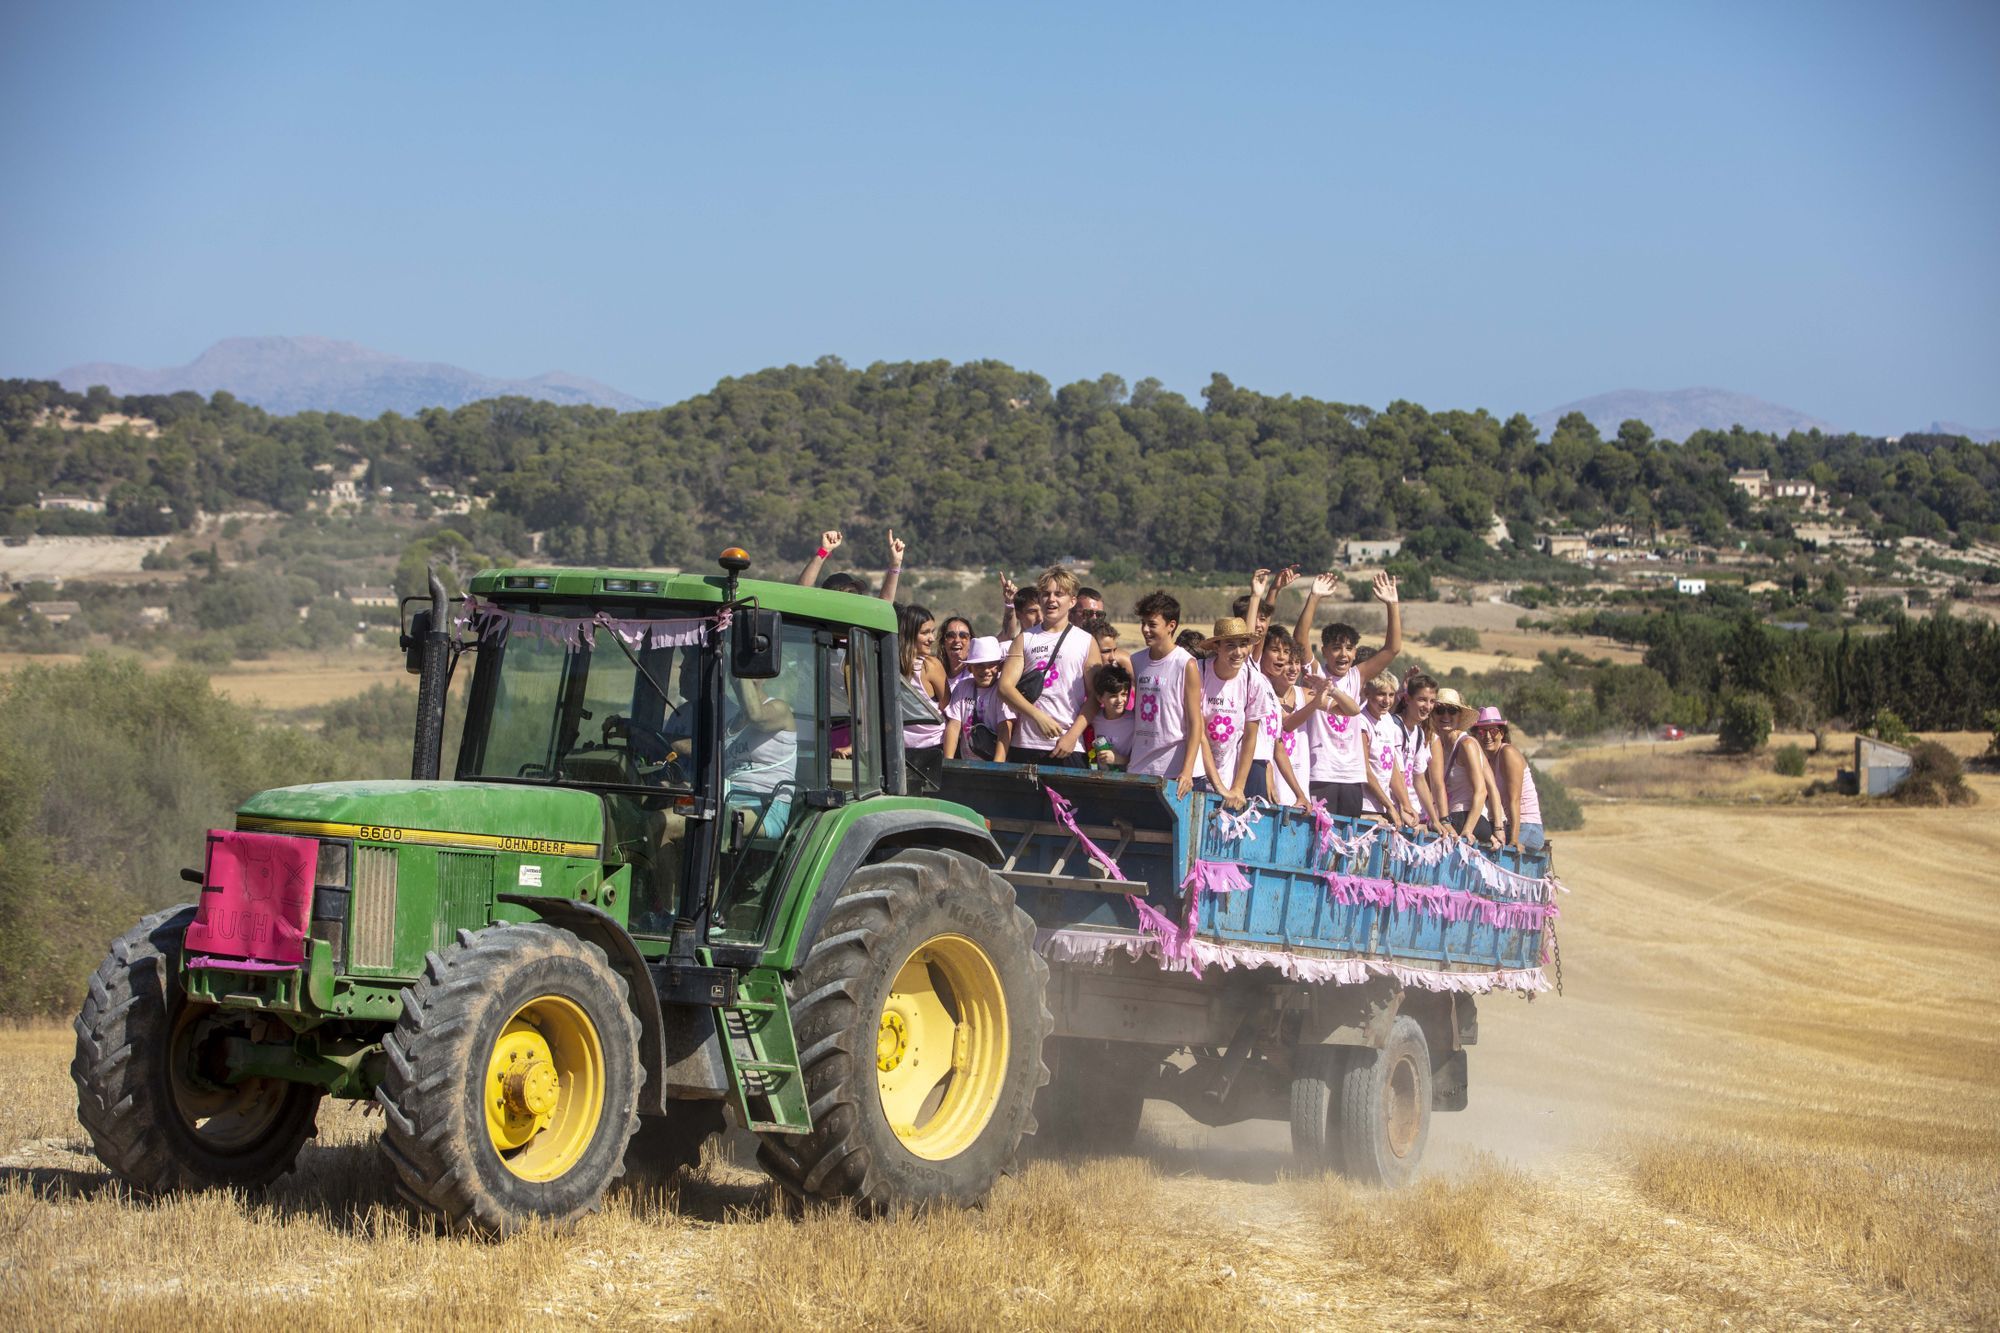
[72,905,322,1194]
[757,849,1050,1210]
[376,923,642,1235]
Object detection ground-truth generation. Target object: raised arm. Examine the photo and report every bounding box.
[797,529,842,587]
[997,573,1020,641]
[878,530,905,603]
[1293,572,1337,671]
[1357,572,1401,682]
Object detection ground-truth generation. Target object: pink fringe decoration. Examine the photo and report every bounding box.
[1036,927,1551,994]
[1324,872,1558,929]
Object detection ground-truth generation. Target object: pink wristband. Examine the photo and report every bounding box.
[815,546,830,560]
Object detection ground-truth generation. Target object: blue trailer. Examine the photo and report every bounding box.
[937,761,1558,1184]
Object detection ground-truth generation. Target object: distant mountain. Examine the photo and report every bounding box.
[1530,387,1838,442]
[55,335,657,416]
[1924,420,1999,444]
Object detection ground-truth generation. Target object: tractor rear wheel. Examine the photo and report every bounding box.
[1289,1015,1432,1186]
[72,905,322,1194]
[376,923,642,1235]
[756,849,1050,1210]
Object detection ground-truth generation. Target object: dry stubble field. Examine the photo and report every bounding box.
[2,778,1996,1330]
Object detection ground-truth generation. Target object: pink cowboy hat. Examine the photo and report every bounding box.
[1471,706,1508,730]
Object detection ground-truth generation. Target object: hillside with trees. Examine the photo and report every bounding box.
[3,361,1995,580]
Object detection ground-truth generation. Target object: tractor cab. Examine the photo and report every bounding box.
[437,555,904,952]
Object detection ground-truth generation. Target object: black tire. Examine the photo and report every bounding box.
[1035,1037,1150,1155]
[625,1099,727,1182]
[376,923,643,1235]
[1291,1016,1432,1186]
[756,849,1051,1210]
[72,904,322,1194]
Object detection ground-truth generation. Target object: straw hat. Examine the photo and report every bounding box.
[1433,686,1467,714]
[1198,616,1255,652]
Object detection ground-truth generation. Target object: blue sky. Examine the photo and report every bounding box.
[3,1,1995,433]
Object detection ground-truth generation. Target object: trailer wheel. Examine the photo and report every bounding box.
[1291,1016,1432,1186]
[72,905,321,1194]
[376,923,642,1235]
[757,849,1051,1210]
[1036,1038,1149,1155]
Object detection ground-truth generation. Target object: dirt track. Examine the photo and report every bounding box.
[2,786,1995,1328]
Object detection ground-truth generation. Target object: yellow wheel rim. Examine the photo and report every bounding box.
[875,933,1010,1161]
[483,995,605,1181]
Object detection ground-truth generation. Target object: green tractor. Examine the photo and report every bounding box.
[73,551,1051,1232]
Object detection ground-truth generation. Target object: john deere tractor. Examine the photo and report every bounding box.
[73,552,1050,1233]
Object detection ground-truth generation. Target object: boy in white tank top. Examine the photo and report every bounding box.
[998,566,1102,766]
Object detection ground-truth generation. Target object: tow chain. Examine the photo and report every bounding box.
[1549,920,1564,996]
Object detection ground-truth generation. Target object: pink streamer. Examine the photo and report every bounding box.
[1045,788,1128,881]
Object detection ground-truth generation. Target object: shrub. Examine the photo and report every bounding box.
[1892,741,1976,807]
[1717,693,1773,754]
[1531,763,1583,832]
[1772,743,1807,777]
[1425,625,1482,652]
[1871,710,1914,746]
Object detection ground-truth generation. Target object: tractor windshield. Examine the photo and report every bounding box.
[455,599,716,795]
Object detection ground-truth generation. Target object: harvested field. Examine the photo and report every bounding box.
[3,786,1996,1328]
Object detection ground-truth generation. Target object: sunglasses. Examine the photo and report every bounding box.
[942,630,972,639]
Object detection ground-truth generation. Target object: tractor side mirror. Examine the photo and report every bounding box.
[402,609,433,674]
[732,608,782,679]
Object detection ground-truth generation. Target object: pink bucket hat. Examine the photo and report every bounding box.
[964,635,1006,666]
[1472,706,1508,730]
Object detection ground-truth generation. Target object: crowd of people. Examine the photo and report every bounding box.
[796,530,1545,852]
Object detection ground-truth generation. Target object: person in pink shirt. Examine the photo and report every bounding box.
[942,635,1010,760]
[1194,616,1273,809]
[1125,591,1203,797]
[1472,706,1545,851]
[1085,662,1136,769]
[998,566,1102,768]
[1291,569,1403,818]
[1257,628,1312,806]
[1358,671,1417,827]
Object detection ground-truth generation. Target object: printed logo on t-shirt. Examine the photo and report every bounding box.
[1207,713,1235,745]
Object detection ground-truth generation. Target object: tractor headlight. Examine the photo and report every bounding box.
[315,839,350,889]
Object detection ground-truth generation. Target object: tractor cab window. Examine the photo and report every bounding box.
[457,603,707,794]
[712,621,822,941]
[456,601,715,937]
[830,629,883,797]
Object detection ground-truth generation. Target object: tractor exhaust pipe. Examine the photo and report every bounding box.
[410,567,451,781]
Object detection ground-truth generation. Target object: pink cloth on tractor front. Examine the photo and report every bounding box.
[183,830,317,965]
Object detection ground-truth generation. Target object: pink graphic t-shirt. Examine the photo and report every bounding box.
[1271,684,1312,804]
[1128,646,1193,777]
[1303,665,1365,783]
[1359,710,1401,814]
[1200,660,1274,788]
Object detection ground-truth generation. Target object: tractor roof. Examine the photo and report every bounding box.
[465,567,898,633]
